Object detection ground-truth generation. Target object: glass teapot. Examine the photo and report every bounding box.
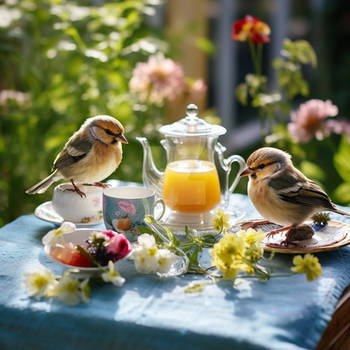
[136,104,246,229]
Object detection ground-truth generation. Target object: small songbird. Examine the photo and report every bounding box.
[240,147,350,243]
[26,115,128,197]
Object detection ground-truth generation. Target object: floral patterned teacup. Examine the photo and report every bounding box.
[103,186,165,241]
[52,183,103,223]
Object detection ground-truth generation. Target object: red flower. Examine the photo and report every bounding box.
[232,15,270,44]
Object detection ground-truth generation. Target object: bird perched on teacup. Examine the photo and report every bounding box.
[26,115,128,197]
[240,147,350,243]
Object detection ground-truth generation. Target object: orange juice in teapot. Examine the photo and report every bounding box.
[137,104,246,231]
[163,159,221,213]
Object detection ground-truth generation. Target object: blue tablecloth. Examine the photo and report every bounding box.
[1,192,350,350]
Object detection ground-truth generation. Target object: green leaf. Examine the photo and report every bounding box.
[136,225,163,244]
[281,39,317,67]
[334,135,350,183]
[235,83,248,105]
[195,37,215,55]
[333,183,350,205]
[245,74,267,96]
[300,160,326,182]
[76,245,100,268]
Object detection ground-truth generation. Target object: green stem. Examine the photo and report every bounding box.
[248,39,262,77]
[257,43,263,76]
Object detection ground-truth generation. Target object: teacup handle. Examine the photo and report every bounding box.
[154,199,166,221]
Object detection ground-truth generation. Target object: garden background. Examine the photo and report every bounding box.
[1,0,350,227]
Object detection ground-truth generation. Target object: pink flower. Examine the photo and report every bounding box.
[106,234,131,260]
[129,56,186,105]
[0,89,29,106]
[103,230,115,239]
[188,79,207,102]
[118,201,136,215]
[288,99,338,143]
[325,118,350,142]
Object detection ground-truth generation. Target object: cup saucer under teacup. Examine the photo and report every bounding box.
[34,201,103,227]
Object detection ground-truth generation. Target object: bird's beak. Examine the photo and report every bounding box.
[240,167,253,177]
[117,134,128,144]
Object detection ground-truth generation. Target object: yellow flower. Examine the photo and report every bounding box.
[210,228,266,278]
[210,232,247,277]
[23,268,56,299]
[291,254,322,281]
[241,228,265,263]
[212,208,230,233]
[101,261,125,286]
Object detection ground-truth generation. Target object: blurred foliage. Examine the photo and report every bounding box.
[236,39,317,133]
[0,0,168,226]
[266,125,350,206]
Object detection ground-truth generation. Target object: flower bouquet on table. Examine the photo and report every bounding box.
[24,208,323,305]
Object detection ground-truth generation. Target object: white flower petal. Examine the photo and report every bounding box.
[42,222,76,246]
[137,233,156,248]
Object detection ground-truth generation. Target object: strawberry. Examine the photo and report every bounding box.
[68,249,92,267]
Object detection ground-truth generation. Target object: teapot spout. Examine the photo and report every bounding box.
[136,137,164,197]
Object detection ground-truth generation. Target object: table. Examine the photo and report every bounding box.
[1,191,350,350]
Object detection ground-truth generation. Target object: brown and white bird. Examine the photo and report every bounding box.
[26,115,128,197]
[240,147,350,243]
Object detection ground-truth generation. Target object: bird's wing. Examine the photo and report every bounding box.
[269,169,334,210]
[52,134,93,171]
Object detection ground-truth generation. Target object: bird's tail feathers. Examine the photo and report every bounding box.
[332,207,350,217]
[26,170,62,194]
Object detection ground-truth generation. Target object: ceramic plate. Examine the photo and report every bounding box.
[44,228,110,275]
[229,220,350,254]
[35,201,103,227]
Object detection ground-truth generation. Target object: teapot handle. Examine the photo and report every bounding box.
[215,143,246,209]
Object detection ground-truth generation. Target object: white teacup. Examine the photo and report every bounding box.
[52,183,103,223]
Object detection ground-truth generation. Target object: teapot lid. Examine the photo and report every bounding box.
[159,104,226,137]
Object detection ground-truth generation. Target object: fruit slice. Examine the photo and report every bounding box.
[50,243,91,267]
[67,249,92,267]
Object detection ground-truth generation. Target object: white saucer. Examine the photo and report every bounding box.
[34,201,103,227]
[44,229,109,276]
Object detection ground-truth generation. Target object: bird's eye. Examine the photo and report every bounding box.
[105,129,115,136]
[257,164,266,169]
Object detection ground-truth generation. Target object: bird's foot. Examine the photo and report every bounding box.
[84,182,110,189]
[266,225,315,248]
[266,225,293,239]
[65,179,86,198]
[241,220,272,230]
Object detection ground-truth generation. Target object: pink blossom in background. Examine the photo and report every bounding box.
[129,56,186,105]
[324,118,350,142]
[0,89,29,106]
[288,99,338,143]
[118,201,136,215]
[106,234,131,260]
[188,79,207,102]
